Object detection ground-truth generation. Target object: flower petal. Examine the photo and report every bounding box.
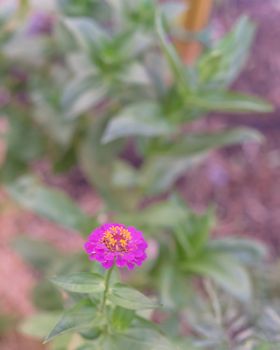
[85,223,148,270]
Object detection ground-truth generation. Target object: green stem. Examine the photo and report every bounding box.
[204,279,222,326]
[204,279,232,349]
[18,0,29,19]
[100,267,114,313]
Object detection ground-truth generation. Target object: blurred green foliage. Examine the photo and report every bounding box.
[0,0,272,211]
[0,1,278,349]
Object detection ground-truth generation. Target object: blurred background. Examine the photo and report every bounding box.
[0,0,279,349]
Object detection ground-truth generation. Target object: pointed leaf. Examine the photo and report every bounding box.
[102,103,172,143]
[208,237,268,264]
[174,207,215,258]
[20,313,61,339]
[185,91,273,113]
[166,127,263,157]
[45,301,98,342]
[155,13,187,91]
[6,176,94,234]
[51,273,105,294]
[103,328,174,350]
[182,252,252,302]
[141,153,207,195]
[110,283,158,310]
[62,74,107,119]
[117,198,187,230]
[198,16,256,87]
[62,17,108,51]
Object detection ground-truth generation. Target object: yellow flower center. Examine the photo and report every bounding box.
[102,226,131,252]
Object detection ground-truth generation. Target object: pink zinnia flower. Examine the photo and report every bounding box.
[84,223,148,270]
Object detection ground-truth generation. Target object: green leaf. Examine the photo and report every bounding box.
[76,345,96,350]
[53,146,77,173]
[140,153,206,195]
[208,237,268,264]
[188,208,215,255]
[45,300,98,342]
[0,156,27,183]
[110,283,158,310]
[103,328,174,350]
[198,16,256,87]
[159,263,190,310]
[254,345,271,350]
[102,103,173,144]
[51,273,105,294]
[120,63,151,85]
[172,338,197,350]
[175,207,215,258]
[111,306,135,331]
[117,198,187,230]
[254,341,274,350]
[6,176,94,234]
[62,17,109,51]
[62,74,107,119]
[20,312,61,339]
[185,91,273,113]
[165,127,263,157]
[112,160,139,189]
[31,90,76,148]
[6,114,45,162]
[182,251,252,302]
[155,13,187,92]
[125,0,156,29]
[58,0,106,17]
[50,334,72,350]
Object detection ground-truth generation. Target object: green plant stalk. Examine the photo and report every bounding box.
[100,267,114,313]
[204,279,233,349]
[18,0,29,19]
[204,279,222,326]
